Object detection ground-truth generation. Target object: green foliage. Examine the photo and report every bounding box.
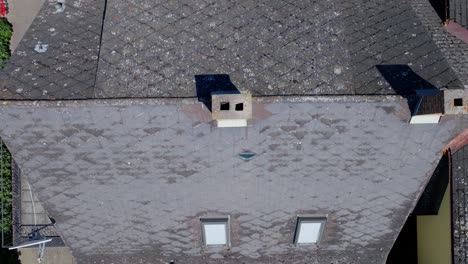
[0,142,20,263]
[0,18,12,67]
[0,141,12,235]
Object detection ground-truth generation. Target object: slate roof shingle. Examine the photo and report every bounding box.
[0,0,467,263]
[0,0,466,99]
[452,143,468,264]
[0,97,466,263]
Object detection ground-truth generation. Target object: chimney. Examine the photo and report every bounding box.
[410,88,468,124]
[443,88,468,115]
[211,92,252,127]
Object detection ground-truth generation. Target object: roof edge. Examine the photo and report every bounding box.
[0,95,404,108]
[444,129,468,154]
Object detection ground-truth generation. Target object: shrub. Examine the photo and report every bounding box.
[0,142,20,263]
[0,18,12,67]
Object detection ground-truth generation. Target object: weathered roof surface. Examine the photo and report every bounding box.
[0,97,466,263]
[0,0,104,99]
[452,142,468,264]
[412,0,468,86]
[0,0,465,99]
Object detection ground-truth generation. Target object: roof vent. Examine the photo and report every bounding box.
[54,1,65,13]
[211,92,252,127]
[239,151,256,161]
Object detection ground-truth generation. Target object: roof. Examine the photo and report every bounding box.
[452,138,468,264]
[412,0,468,86]
[0,0,466,99]
[0,97,466,263]
[0,0,466,262]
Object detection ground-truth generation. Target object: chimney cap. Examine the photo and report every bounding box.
[211,92,252,127]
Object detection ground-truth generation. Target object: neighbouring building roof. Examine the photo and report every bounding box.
[452,140,468,264]
[411,0,468,86]
[0,97,466,263]
[0,0,466,99]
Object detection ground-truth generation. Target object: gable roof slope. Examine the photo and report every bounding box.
[0,97,466,263]
[0,0,464,99]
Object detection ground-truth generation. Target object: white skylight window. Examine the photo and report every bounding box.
[201,217,230,246]
[294,217,326,245]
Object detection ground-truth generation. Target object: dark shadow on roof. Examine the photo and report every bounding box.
[376,65,438,94]
[195,74,240,111]
[376,65,439,114]
[429,0,447,21]
[412,153,449,215]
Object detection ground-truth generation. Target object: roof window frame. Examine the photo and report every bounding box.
[293,216,327,245]
[200,216,231,247]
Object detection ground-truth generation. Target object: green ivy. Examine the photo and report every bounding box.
[0,18,12,67]
[0,141,11,235]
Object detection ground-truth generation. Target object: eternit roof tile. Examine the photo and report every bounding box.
[0,97,466,263]
[0,0,465,99]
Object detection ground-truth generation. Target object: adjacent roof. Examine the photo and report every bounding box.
[412,0,468,85]
[0,0,466,99]
[0,0,104,99]
[0,97,466,263]
[451,135,468,264]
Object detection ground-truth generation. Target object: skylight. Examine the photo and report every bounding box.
[294,217,326,245]
[201,217,230,246]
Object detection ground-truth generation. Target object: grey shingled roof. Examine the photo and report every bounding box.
[453,144,468,264]
[0,0,465,99]
[0,0,104,99]
[0,97,466,263]
[411,0,468,85]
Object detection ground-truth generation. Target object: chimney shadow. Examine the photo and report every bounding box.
[195,74,240,111]
[376,65,439,114]
[428,0,447,21]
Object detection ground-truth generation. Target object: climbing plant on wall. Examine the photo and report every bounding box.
[0,18,12,67]
[0,140,20,263]
[0,141,11,234]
